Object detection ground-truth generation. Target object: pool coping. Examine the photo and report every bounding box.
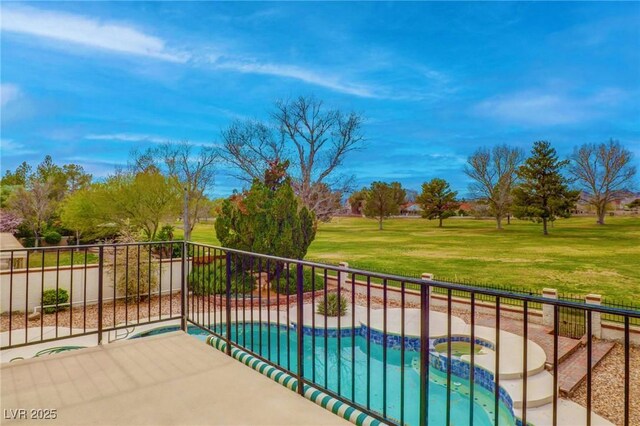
[204,334,384,426]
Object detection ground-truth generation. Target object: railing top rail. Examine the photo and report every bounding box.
[187,241,640,319]
[0,240,186,252]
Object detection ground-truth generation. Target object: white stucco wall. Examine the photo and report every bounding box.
[0,258,185,313]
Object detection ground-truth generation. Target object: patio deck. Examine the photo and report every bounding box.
[0,331,349,425]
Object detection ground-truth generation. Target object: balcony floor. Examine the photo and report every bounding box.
[1,331,349,425]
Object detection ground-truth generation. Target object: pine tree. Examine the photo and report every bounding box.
[417,178,460,227]
[512,141,580,235]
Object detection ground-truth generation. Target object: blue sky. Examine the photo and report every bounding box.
[1,1,639,197]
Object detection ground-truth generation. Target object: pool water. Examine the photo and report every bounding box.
[434,341,484,357]
[137,324,515,426]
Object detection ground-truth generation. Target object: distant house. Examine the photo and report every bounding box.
[458,202,472,213]
[400,203,423,216]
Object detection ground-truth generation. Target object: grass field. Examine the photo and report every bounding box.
[27,251,99,268]
[181,216,640,304]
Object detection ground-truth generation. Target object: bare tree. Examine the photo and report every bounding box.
[464,145,524,229]
[220,96,364,220]
[131,142,219,241]
[8,181,55,247]
[569,139,636,225]
[293,181,343,221]
[220,120,285,183]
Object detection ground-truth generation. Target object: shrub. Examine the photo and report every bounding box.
[153,225,182,258]
[156,224,174,241]
[270,267,324,295]
[317,293,348,317]
[111,230,159,301]
[23,237,36,247]
[43,231,62,245]
[188,263,256,296]
[42,289,69,314]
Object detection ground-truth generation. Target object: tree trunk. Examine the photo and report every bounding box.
[507,213,511,225]
[597,203,606,225]
[542,218,548,235]
[183,188,191,241]
[75,230,80,246]
[496,215,503,230]
[439,217,443,227]
[34,231,39,247]
[378,216,383,230]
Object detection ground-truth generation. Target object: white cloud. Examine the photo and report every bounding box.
[0,139,37,156]
[0,6,449,100]
[0,6,188,63]
[85,133,217,147]
[86,133,171,144]
[473,88,626,126]
[211,57,378,98]
[0,84,21,107]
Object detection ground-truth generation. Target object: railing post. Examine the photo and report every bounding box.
[181,241,187,332]
[339,262,348,287]
[542,288,558,327]
[419,282,430,426]
[421,273,433,307]
[586,294,602,338]
[296,263,305,396]
[225,251,232,356]
[97,245,104,345]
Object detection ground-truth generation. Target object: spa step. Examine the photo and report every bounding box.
[501,371,555,409]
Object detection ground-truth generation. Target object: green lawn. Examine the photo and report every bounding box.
[181,216,640,304]
[27,251,100,268]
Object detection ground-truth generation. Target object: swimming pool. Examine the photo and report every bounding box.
[134,323,516,426]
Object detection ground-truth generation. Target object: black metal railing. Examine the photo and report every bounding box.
[185,242,640,426]
[1,241,639,426]
[0,241,184,349]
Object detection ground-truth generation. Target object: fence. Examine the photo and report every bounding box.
[306,260,640,332]
[186,243,640,426]
[1,241,639,426]
[0,242,184,348]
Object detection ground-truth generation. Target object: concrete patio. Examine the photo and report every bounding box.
[0,331,348,425]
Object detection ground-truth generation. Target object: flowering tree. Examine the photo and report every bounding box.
[7,181,56,246]
[0,210,22,234]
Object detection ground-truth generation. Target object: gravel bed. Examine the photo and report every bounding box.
[571,343,639,426]
[1,293,183,331]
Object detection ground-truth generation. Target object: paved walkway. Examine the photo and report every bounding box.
[558,340,616,396]
[1,332,349,426]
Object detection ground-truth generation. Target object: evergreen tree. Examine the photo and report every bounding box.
[1,162,32,186]
[215,160,316,266]
[363,182,406,230]
[417,178,460,227]
[512,141,579,235]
